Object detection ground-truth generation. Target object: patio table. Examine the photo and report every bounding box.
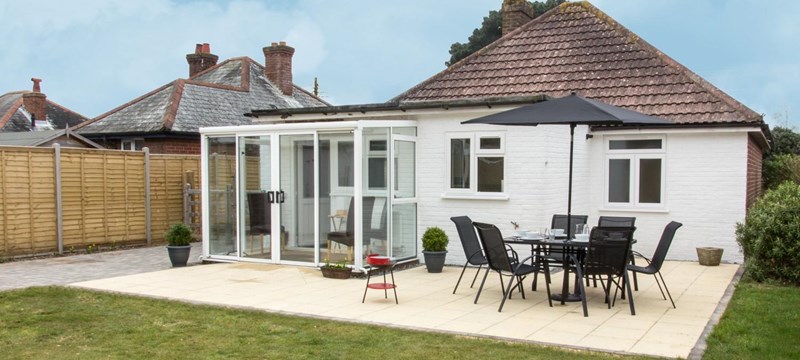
[505,235,587,304]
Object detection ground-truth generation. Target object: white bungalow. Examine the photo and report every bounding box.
[199,2,768,269]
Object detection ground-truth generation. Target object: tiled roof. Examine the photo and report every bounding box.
[393,1,762,124]
[0,91,88,132]
[75,57,329,135]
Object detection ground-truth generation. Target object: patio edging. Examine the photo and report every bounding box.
[687,264,743,359]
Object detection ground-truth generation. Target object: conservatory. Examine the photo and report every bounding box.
[200,120,417,270]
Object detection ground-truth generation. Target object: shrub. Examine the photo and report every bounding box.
[422,227,449,252]
[165,223,193,246]
[736,181,800,285]
[762,153,800,190]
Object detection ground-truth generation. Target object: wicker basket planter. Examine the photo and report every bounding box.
[696,247,723,266]
[321,266,352,279]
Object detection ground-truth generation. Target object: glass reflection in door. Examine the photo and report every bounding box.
[239,135,273,260]
[280,134,317,263]
[207,137,237,256]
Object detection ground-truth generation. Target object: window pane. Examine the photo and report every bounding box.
[477,157,503,192]
[639,158,662,203]
[368,158,386,189]
[609,139,662,150]
[337,142,354,187]
[369,140,387,151]
[480,137,501,150]
[450,138,470,189]
[608,159,631,203]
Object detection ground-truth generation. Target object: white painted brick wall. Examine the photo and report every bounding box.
[416,111,748,265]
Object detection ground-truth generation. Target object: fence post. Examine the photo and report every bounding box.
[144,147,151,245]
[53,144,63,254]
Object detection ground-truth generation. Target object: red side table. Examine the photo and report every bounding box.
[362,255,398,304]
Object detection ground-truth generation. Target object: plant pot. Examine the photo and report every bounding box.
[696,247,723,266]
[321,267,351,279]
[167,245,191,267]
[422,250,447,273]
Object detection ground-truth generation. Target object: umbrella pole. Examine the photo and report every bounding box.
[567,123,575,239]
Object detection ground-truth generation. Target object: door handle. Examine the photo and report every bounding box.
[278,190,286,203]
[267,191,275,204]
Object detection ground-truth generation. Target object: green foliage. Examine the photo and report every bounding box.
[736,182,800,285]
[422,227,449,252]
[769,126,800,156]
[762,153,800,190]
[165,223,192,246]
[322,257,348,270]
[445,0,565,66]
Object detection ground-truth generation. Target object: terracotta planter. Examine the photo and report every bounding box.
[696,247,723,266]
[321,267,351,279]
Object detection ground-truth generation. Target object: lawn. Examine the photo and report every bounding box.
[0,287,647,359]
[703,281,800,359]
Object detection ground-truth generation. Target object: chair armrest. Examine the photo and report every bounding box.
[467,249,484,262]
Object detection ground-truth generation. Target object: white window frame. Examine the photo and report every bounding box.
[444,131,507,199]
[120,139,144,151]
[604,136,666,210]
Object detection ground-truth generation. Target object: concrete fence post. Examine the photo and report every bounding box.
[144,147,151,245]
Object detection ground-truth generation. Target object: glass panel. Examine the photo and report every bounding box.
[609,139,662,150]
[391,203,416,259]
[337,141,354,187]
[363,196,388,257]
[392,127,416,136]
[480,137,501,150]
[367,158,387,189]
[450,138,470,189]
[207,137,237,256]
[240,136,272,260]
[477,156,503,192]
[364,128,389,191]
[362,127,390,261]
[320,133,353,265]
[369,140,387,151]
[394,140,415,198]
[639,158,662,203]
[608,159,631,203]
[280,134,316,263]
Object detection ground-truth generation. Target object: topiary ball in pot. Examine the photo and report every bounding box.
[165,223,193,267]
[422,226,449,273]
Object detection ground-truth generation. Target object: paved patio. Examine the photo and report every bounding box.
[72,260,738,358]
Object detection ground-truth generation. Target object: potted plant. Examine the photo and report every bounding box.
[165,223,193,267]
[422,226,449,273]
[320,258,351,279]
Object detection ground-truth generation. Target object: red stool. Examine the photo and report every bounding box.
[362,255,398,304]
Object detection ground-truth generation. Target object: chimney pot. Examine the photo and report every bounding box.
[263,41,295,96]
[31,78,42,92]
[186,43,219,77]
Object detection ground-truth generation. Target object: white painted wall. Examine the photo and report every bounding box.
[416,110,750,265]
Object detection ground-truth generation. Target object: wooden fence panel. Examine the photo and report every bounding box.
[0,146,200,257]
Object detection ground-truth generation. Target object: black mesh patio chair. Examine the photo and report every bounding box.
[575,226,636,317]
[450,216,489,294]
[473,222,552,312]
[589,216,637,288]
[627,221,683,308]
[541,214,589,287]
[327,197,384,261]
[246,192,286,254]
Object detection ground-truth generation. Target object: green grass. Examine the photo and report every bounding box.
[703,281,800,359]
[0,287,647,360]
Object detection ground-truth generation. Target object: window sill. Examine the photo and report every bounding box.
[599,207,669,213]
[441,193,510,201]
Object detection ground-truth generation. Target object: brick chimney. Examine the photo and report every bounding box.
[263,41,295,96]
[22,78,47,125]
[501,0,535,36]
[186,43,218,78]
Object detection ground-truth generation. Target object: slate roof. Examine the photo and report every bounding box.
[393,1,762,124]
[0,91,88,132]
[0,129,101,148]
[75,57,329,136]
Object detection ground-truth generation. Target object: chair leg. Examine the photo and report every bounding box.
[474,267,491,304]
[453,262,470,294]
[652,271,668,301]
[532,271,539,291]
[623,271,636,315]
[543,266,553,307]
[629,254,639,291]
[498,272,517,312]
[574,258,588,317]
[656,270,676,308]
[470,264,483,288]
[327,240,332,262]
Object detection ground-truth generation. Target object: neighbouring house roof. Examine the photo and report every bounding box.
[0,128,102,148]
[74,57,329,137]
[392,1,763,125]
[0,91,88,132]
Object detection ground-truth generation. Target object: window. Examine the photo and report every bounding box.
[337,141,354,187]
[446,132,505,194]
[121,139,143,151]
[606,137,665,208]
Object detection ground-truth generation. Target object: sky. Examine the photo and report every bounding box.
[1,0,797,128]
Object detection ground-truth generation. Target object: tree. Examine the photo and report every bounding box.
[446,0,565,66]
[769,126,800,157]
